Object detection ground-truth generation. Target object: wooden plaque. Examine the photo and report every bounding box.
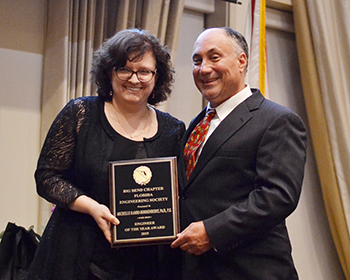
[109,157,180,247]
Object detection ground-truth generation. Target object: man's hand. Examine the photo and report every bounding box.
[171,221,212,255]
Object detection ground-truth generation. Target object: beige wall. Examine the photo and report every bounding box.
[266,26,345,280]
[0,0,46,232]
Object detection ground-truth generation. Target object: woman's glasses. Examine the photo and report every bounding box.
[115,67,157,82]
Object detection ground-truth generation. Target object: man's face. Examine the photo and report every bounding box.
[192,28,247,107]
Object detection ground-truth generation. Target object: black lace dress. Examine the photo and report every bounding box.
[27,96,185,280]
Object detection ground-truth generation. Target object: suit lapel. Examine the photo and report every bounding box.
[185,90,264,188]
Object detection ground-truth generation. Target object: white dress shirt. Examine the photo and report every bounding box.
[197,85,252,158]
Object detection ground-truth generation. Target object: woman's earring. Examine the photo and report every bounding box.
[109,90,113,97]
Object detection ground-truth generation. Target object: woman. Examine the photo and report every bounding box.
[28,29,185,280]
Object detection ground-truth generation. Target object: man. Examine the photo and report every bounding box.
[171,27,307,280]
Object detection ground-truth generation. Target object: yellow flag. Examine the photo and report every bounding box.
[245,0,268,97]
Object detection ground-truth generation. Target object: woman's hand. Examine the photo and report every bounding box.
[69,195,120,244]
[88,202,120,243]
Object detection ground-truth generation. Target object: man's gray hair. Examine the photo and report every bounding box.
[220,27,249,73]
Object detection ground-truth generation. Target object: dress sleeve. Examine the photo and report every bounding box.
[35,99,87,208]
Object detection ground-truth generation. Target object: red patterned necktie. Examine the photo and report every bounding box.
[184,109,216,180]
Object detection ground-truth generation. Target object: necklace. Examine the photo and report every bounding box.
[110,103,150,139]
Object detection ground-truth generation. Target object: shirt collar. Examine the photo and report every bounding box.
[207,85,252,122]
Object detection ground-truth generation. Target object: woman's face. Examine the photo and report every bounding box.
[111,50,157,107]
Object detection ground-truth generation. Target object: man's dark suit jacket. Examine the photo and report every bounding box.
[178,89,307,280]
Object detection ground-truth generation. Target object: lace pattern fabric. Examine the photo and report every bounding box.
[29,96,186,279]
[35,99,87,207]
